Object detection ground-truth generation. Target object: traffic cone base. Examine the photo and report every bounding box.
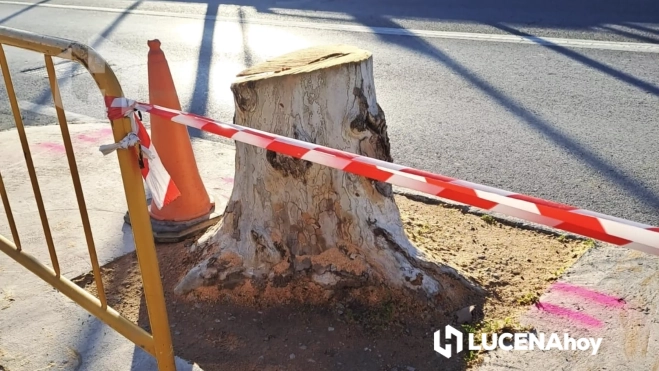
[124,195,225,243]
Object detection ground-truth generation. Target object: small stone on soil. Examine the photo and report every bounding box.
[455,305,475,324]
[328,327,334,331]
[289,354,295,360]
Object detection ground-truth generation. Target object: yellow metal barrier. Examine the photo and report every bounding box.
[0,26,175,370]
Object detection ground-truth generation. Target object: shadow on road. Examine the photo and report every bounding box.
[238,7,255,68]
[0,0,51,25]
[624,22,659,36]
[187,2,219,139]
[490,23,659,97]
[597,24,659,44]
[362,15,659,213]
[29,0,144,108]
[186,5,255,139]
[155,0,659,35]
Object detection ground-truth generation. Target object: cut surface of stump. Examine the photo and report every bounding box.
[175,45,482,309]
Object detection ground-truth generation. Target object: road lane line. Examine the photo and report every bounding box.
[18,101,97,122]
[1,1,659,53]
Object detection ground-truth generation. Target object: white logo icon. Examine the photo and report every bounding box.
[433,325,462,358]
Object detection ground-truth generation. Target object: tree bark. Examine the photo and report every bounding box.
[175,45,480,304]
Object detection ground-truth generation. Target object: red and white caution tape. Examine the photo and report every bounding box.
[104,97,659,256]
[102,97,180,209]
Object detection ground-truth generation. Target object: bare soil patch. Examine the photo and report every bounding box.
[75,194,593,370]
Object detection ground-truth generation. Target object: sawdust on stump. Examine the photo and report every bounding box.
[75,194,592,370]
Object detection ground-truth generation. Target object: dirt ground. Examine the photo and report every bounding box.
[74,193,593,371]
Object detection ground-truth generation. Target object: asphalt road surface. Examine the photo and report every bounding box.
[1,0,658,227]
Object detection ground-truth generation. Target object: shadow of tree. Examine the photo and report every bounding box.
[490,23,659,96]
[187,2,220,139]
[597,24,659,44]
[30,0,145,107]
[0,0,51,25]
[624,22,659,36]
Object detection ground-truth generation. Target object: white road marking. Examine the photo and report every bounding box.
[18,101,98,122]
[1,1,658,53]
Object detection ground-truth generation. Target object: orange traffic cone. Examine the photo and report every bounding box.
[143,39,220,241]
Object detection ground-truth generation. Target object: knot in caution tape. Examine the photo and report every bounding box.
[101,96,180,210]
[98,131,153,159]
[105,97,148,120]
[100,97,154,159]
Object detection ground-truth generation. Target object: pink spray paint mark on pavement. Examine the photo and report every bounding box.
[551,282,626,308]
[76,134,100,143]
[37,142,65,153]
[76,128,113,144]
[219,178,234,199]
[535,302,603,328]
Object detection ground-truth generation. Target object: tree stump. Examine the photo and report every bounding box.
[175,45,481,306]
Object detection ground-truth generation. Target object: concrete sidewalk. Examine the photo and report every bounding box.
[1,123,657,370]
[0,123,235,371]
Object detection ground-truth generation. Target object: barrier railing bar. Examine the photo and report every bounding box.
[0,169,21,250]
[0,26,176,370]
[0,234,155,355]
[44,54,108,308]
[0,44,60,275]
